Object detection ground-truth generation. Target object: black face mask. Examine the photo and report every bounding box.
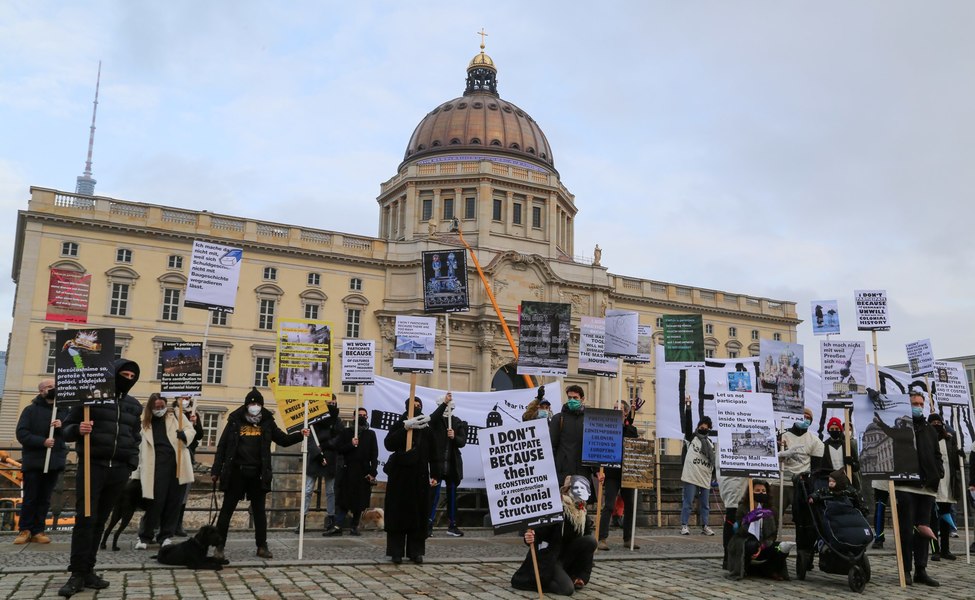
[828,430,842,440]
[753,493,769,506]
[933,425,946,438]
[358,416,369,430]
[697,428,709,435]
[45,387,57,401]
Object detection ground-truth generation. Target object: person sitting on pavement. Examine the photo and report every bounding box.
[511,475,598,595]
[726,480,793,581]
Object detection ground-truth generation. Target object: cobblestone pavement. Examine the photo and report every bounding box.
[0,528,973,599]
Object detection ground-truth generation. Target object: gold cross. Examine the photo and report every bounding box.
[476,28,488,50]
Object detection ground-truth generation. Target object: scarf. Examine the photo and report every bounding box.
[245,412,262,425]
[561,493,586,535]
[695,432,714,463]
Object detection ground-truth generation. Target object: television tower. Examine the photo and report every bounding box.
[75,61,101,196]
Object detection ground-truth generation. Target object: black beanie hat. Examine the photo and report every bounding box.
[245,387,264,406]
[928,412,944,425]
[697,416,713,429]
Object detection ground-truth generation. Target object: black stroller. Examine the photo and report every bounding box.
[793,472,874,593]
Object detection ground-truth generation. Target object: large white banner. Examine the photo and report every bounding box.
[363,376,562,488]
[184,240,243,312]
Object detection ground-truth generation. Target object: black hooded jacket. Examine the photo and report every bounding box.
[16,394,70,472]
[62,359,143,470]
[211,404,304,492]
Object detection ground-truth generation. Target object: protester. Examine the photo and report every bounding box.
[820,416,860,489]
[429,393,469,537]
[334,407,378,535]
[679,396,715,536]
[211,387,308,561]
[779,406,823,568]
[171,396,203,537]
[522,387,552,422]
[928,412,962,561]
[725,480,793,581]
[550,385,598,490]
[598,406,640,550]
[58,359,142,598]
[511,475,597,595]
[317,397,346,536]
[299,418,330,533]
[716,471,747,570]
[15,378,69,545]
[384,396,442,564]
[134,393,197,548]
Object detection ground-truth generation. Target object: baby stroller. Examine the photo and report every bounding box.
[794,472,873,593]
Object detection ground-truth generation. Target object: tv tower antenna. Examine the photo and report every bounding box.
[75,61,101,196]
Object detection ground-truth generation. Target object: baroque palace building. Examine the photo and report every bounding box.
[0,46,799,446]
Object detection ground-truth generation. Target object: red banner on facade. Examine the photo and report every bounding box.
[46,269,91,323]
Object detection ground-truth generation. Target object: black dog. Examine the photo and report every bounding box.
[155,525,225,570]
[100,479,149,551]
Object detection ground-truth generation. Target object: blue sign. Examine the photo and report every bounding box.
[581,408,623,466]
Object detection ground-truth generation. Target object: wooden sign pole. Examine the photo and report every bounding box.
[529,535,545,599]
[594,466,605,542]
[843,407,853,482]
[406,372,418,450]
[655,434,662,528]
[748,477,755,511]
[872,330,905,588]
[83,405,91,517]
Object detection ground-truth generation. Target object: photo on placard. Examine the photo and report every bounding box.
[758,340,804,414]
[731,427,775,458]
[859,393,919,480]
[517,301,571,376]
[277,321,331,388]
[727,371,752,392]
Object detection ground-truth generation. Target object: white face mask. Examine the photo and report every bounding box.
[181,399,192,410]
[247,404,262,416]
[152,408,168,418]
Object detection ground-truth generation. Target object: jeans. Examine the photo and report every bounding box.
[429,480,458,527]
[19,470,63,534]
[680,482,710,527]
[303,475,335,517]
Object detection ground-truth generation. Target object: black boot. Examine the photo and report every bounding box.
[58,574,86,597]
[174,506,188,537]
[940,520,956,560]
[913,569,940,587]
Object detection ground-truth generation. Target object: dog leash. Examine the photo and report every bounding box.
[208,480,219,526]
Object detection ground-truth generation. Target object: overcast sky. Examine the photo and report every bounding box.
[1,1,972,369]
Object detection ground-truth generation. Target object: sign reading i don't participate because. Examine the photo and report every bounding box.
[481,419,563,533]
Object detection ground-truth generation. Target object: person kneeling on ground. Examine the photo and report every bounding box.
[511,475,597,595]
[726,480,793,581]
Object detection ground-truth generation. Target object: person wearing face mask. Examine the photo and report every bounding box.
[820,417,860,490]
[134,393,197,549]
[679,396,715,536]
[311,396,346,536]
[597,404,640,550]
[171,396,203,538]
[926,412,962,562]
[211,387,309,561]
[59,359,143,598]
[522,387,552,422]
[778,406,823,571]
[428,392,469,537]
[15,378,69,545]
[726,480,792,580]
[550,385,600,493]
[333,407,379,536]
[512,475,598,595]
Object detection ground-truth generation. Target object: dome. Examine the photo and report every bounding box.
[402,50,555,171]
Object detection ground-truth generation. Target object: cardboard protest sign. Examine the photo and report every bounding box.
[160,342,202,397]
[46,269,91,323]
[517,301,570,377]
[854,289,889,331]
[480,419,564,533]
[365,377,562,488]
[341,339,375,385]
[859,393,919,481]
[933,361,971,407]
[392,316,436,373]
[624,324,653,365]
[662,315,704,368]
[184,240,243,313]
[421,249,469,313]
[604,309,638,357]
[905,339,934,377]
[55,328,116,407]
[275,319,333,432]
[820,340,866,399]
[758,340,804,414]
[810,300,840,335]
[714,391,779,478]
[581,408,623,467]
[578,316,618,378]
[621,438,655,489]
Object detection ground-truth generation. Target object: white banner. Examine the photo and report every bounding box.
[341,339,375,385]
[392,316,436,373]
[905,339,935,377]
[578,316,617,377]
[854,289,890,331]
[714,391,779,478]
[604,309,638,357]
[184,240,242,312]
[363,376,563,488]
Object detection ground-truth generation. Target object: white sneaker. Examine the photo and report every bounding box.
[778,541,796,555]
[701,526,715,536]
[134,540,148,550]
[680,525,690,535]
[161,538,173,547]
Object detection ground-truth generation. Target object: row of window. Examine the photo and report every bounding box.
[492,199,543,228]
[417,197,544,228]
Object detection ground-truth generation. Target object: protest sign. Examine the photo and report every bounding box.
[341,339,375,385]
[621,438,655,489]
[662,315,704,368]
[55,328,115,407]
[758,340,804,413]
[46,269,91,323]
[160,342,202,397]
[855,289,889,331]
[578,316,618,377]
[859,393,918,481]
[517,301,570,377]
[392,316,436,373]
[604,309,638,357]
[810,300,840,335]
[581,408,623,467]
[714,391,779,478]
[728,371,752,392]
[624,324,653,365]
[275,319,333,432]
[184,240,243,313]
[820,340,866,399]
[905,339,934,377]
[364,376,562,488]
[422,249,469,313]
[933,361,971,407]
[481,419,564,533]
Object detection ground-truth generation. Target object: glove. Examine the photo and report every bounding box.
[843,456,855,466]
[403,415,431,430]
[176,430,187,443]
[741,508,773,526]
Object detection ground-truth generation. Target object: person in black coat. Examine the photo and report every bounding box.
[383,396,442,564]
[597,408,640,550]
[315,399,346,536]
[550,385,599,492]
[58,359,143,598]
[172,396,204,537]
[334,407,379,535]
[211,388,307,561]
[15,378,70,545]
[428,393,468,536]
